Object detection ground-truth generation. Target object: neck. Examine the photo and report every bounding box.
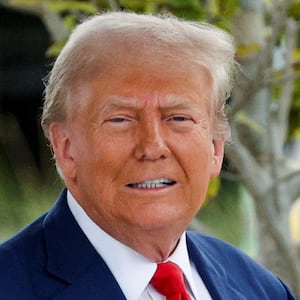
[67,186,188,262]
[99,221,185,262]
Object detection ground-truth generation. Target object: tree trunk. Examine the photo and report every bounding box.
[228,0,300,297]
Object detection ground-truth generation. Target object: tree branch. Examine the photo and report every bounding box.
[225,122,271,199]
[0,0,68,42]
[108,0,121,11]
[231,0,292,115]
[283,169,300,202]
[276,18,298,149]
[40,6,68,42]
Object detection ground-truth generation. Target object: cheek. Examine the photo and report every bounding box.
[174,131,213,170]
[174,133,213,195]
[75,135,131,189]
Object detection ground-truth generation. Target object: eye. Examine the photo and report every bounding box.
[171,116,189,122]
[104,115,135,128]
[166,115,193,122]
[108,117,129,123]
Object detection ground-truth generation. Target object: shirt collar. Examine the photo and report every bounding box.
[67,190,198,299]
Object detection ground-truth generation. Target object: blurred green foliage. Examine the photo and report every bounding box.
[198,179,257,256]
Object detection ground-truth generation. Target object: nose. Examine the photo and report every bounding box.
[134,119,171,161]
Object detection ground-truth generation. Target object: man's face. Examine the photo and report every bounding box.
[50,59,224,242]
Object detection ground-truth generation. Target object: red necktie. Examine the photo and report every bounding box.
[150,261,192,300]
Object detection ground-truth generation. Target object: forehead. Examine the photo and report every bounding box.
[68,54,213,118]
[102,64,207,96]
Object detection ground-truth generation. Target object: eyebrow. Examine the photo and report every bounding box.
[99,96,138,113]
[161,95,201,110]
[100,94,201,113]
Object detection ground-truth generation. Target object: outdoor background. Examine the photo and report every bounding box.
[0,0,300,297]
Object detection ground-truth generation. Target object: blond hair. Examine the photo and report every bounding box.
[42,11,237,140]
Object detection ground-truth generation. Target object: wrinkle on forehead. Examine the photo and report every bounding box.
[66,57,213,124]
[97,94,203,113]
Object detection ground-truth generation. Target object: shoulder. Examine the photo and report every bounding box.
[187,230,252,260]
[0,214,46,299]
[0,213,46,259]
[187,230,267,271]
[186,231,295,299]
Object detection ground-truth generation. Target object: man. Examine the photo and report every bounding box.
[0,11,295,300]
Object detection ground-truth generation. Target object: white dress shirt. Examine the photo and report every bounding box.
[67,191,212,300]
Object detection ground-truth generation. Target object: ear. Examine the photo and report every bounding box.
[210,138,225,179]
[48,122,77,180]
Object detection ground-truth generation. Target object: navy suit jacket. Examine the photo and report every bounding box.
[0,189,296,299]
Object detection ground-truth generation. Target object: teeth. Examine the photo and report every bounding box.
[129,178,174,189]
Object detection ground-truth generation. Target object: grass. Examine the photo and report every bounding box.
[0,164,63,242]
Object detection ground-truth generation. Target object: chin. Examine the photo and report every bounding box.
[128,212,187,231]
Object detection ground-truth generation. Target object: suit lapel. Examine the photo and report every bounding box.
[42,190,246,299]
[43,189,126,300]
[186,232,246,300]
[51,262,126,300]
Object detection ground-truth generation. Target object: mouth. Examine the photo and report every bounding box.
[126,178,176,189]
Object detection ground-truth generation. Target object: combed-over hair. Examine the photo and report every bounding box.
[41,11,237,140]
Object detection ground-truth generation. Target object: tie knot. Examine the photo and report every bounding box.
[150,261,191,299]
